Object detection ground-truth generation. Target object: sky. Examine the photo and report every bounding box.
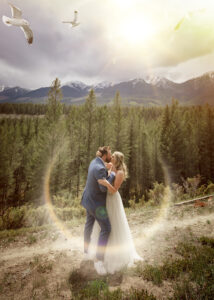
[1,0,214,89]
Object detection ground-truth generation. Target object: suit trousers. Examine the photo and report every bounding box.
[84,208,111,261]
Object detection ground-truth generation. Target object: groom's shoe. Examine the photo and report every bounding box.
[94,260,107,275]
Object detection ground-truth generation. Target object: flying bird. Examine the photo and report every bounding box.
[174,8,206,31]
[2,3,33,44]
[62,10,80,28]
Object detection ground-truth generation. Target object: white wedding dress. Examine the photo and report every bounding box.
[88,191,143,274]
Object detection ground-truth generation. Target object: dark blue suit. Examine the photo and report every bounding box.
[81,157,115,261]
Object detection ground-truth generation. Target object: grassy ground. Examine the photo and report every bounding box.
[0,201,213,299]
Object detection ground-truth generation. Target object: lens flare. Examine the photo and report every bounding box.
[44,155,73,240]
[44,135,174,258]
[43,137,79,244]
[136,157,173,247]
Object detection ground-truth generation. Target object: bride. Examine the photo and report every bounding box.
[88,151,143,274]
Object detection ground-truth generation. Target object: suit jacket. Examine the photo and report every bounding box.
[81,157,115,212]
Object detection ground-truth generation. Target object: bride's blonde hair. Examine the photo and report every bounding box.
[113,151,128,180]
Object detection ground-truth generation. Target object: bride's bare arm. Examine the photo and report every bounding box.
[98,171,124,194]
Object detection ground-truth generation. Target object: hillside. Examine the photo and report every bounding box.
[0,200,213,299]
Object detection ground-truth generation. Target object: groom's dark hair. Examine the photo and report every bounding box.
[98,146,110,157]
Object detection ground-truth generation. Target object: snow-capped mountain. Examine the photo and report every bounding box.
[131,78,146,86]
[0,72,214,105]
[0,85,5,92]
[0,87,30,101]
[144,75,172,88]
[93,81,113,89]
[63,80,89,90]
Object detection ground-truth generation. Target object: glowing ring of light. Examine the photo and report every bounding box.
[44,147,75,241]
[44,136,173,252]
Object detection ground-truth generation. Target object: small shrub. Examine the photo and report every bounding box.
[171,281,198,300]
[0,206,26,230]
[53,191,81,208]
[175,242,197,257]
[81,280,108,299]
[128,195,145,209]
[147,182,165,206]
[142,265,163,285]
[196,184,207,196]
[128,199,136,209]
[171,183,184,203]
[204,182,214,195]
[137,237,214,300]
[54,206,85,221]
[125,288,157,300]
[25,206,51,227]
[182,175,201,198]
[199,236,214,248]
[69,275,156,300]
[27,235,37,244]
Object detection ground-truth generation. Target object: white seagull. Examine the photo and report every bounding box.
[62,10,80,28]
[2,3,33,44]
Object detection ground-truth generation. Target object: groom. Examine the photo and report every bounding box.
[81,146,115,275]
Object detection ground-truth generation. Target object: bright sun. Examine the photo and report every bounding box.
[117,16,156,45]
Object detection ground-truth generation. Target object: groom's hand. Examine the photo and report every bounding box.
[94,167,108,192]
[98,178,108,187]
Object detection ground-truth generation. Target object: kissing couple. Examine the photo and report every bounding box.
[81,146,143,275]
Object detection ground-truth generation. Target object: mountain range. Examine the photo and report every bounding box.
[0,72,214,106]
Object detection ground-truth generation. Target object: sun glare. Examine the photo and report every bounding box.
[117,16,156,45]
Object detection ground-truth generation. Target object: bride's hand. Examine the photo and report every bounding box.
[105,162,113,169]
[98,179,109,187]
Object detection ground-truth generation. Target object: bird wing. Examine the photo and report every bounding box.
[21,25,33,44]
[73,10,78,23]
[9,3,22,19]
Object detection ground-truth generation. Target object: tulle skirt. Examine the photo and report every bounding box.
[88,191,142,274]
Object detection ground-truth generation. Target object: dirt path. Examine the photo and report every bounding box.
[0,203,214,300]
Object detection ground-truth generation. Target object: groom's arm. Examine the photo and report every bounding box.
[94,167,112,193]
[107,172,115,185]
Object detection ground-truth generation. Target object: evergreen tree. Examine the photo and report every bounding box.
[110,92,129,156]
[83,89,97,168]
[31,78,66,202]
[160,101,186,184]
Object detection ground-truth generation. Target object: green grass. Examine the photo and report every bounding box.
[0,224,50,239]
[0,215,85,241]
[68,269,156,300]
[71,281,156,300]
[131,237,214,299]
[199,236,214,248]
[27,234,37,244]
